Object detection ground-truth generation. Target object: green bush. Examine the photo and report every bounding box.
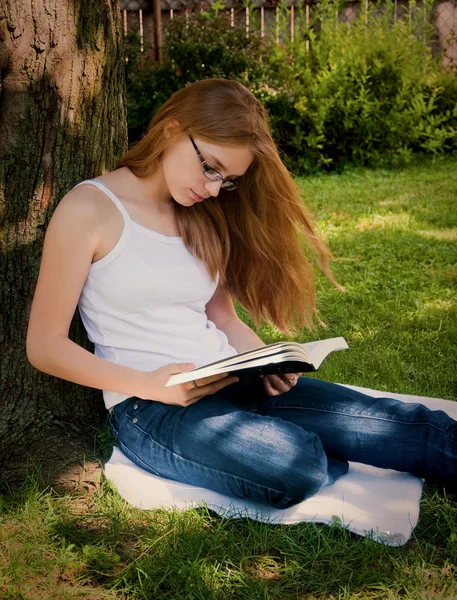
[124,10,269,144]
[123,33,180,143]
[258,0,457,171]
[123,0,457,171]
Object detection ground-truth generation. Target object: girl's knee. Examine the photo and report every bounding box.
[265,467,328,509]
[214,416,330,509]
[262,443,329,509]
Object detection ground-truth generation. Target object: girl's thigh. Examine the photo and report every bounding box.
[109,385,344,508]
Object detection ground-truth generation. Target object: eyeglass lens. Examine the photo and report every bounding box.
[204,170,238,190]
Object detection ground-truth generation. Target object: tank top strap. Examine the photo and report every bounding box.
[74,179,132,226]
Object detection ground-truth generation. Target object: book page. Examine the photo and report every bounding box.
[303,337,349,369]
[189,341,306,372]
[217,343,308,368]
[166,351,309,386]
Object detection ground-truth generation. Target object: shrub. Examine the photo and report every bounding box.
[260,0,457,171]
[124,10,269,144]
[123,0,457,172]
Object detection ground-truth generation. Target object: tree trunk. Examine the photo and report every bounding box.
[0,0,127,479]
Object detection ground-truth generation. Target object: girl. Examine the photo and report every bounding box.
[27,79,456,507]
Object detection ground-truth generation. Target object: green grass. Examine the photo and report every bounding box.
[1,157,456,599]
[252,156,457,401]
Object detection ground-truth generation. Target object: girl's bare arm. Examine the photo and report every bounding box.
[26,187,146,397]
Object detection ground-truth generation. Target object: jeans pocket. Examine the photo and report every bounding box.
[117,439,164,478]
[110,397,137,438]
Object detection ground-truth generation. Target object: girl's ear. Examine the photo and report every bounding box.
[163,119,182,140]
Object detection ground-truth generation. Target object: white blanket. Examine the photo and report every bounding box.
[104,384,457,547]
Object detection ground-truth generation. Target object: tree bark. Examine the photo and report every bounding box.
[0,0,127,478]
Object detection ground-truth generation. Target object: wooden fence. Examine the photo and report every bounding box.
[120,0,457,67]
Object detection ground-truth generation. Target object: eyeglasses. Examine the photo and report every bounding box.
[189,136,239,191]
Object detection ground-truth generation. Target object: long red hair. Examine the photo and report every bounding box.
[117,79,342,334]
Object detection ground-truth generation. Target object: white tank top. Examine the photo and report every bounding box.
[75,179,237,410]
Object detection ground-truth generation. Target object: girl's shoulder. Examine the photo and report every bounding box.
[60,174,126,265]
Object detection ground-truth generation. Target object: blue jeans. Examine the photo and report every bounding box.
[109,376,457,508]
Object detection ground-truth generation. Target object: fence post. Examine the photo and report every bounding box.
[260,6,264,38]
[291,4,295,43]
[246,6,250,37]
[306,0,310,52]
[152,0,162,63]
[276,5,279,45]
[123,10,128,63]
[139,9,144,52]
[423,2,427,44]
[123,9,128,36]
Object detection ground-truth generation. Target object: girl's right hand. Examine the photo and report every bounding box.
[136,363,239,407]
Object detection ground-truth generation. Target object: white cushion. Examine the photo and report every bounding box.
[104,384,457,547]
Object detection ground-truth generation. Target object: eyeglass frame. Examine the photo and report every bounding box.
[189,136,239,191]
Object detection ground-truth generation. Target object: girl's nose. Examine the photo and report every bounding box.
[204,179,224,197]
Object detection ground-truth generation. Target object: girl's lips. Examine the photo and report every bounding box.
[191,189,205,202]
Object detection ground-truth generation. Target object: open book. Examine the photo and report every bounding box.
[166,336,348,387]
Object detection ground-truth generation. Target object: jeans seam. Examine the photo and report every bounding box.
[123,418,301,497]
[271,405,456,441]
[118,441,163,477]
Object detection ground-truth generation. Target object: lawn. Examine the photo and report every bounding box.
[1,157,456,599]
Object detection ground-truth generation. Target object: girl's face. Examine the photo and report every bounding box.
[161,134,254,207]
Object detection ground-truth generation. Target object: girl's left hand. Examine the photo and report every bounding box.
[262,373,301,396]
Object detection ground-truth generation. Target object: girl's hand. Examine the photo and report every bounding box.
[136,363,239,407]
[262,372,301,397]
